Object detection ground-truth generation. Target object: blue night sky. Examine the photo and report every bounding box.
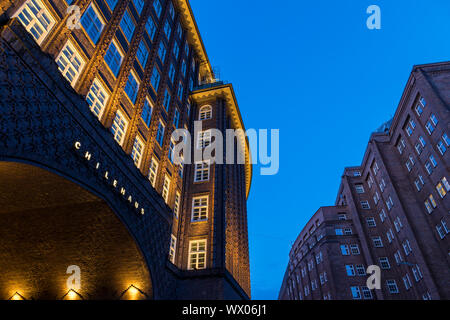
[190,0,450,299]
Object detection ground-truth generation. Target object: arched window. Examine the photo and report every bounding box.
[199,105,212,120]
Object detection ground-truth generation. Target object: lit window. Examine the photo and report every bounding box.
[412,265,423,282]
[81,4,105,44]
[199,105,213,120]
[131,136,144,168]
[436,182,447,198]
[350,287,361,300]
[386,196,394,211]
[174,192,180,218]
[177,83,184,101]
[192,196,208,221]
[14,0,56,45]
[425,194,437,214]
[104,40,123,76]
[346,265,355,276]
[169,235,176,263]
[442,133,450,147]
[148,157,159,187]
[379,209,387,222]
[120,10,135,42]
[430,114,439,126]
[86,78,109,119]
[162,175,171,204]
[425,121,435,135]
[429,155,438,167]
[189,240,207,270]
[340,244,350,256]
[136,40,149,67]
[197,131,212,149]
[124,71,139,103]
[56,40,86,86]
[141,98,153,127]
[394,251,403,265]
[111,110,128,145]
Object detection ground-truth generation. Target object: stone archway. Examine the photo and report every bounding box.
[0,161,153,300]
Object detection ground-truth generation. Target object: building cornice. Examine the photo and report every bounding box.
[176,0,213,80]
[190,84,253,199]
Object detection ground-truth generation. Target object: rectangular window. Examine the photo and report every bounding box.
[355,184,365,194]
[346,265,355,276]
[111,110,128,145]
[141,98,153,127]
[194,161,210,182]
[15,0,56,45]
[379,257,391,269]
[173,108,180,128]
[387,280,399,294]
[366,217,376,227]
[124,71,139,103]
[148,157,158,188]
[344,228,352,235]
[340,245,350,256]
[188,240,207,270]
[192,196,208,221]
[174,192,180,218]
[403,240,412,256]
[437,140,447,155]
[436,182,447,198]
[356,265,366,276]
[106,0,118,10]
[173,42,180,60]
[412,265,423,282]
[350,244,360,255]
[56,40,86,86]
[156,121,165,146]
[131,136,144,168]
[350,287,361,300]
[153,0,162,17]
[169,235,176,263]
[361,287,372,300]
[146,17,157,40]
[104,40,123,76]
[81,3,104,44]
[426,121,435,135]
[197,131,212,149]
[386,196,394,211]
[158,42,167,62]
[86,78,109,119]
[133,0,144,14]
[379,209,387,222]
[163,89,171,112]
[361,201,370,210]
[120,10,135,42]
[403,274,412,290]
[162,175,171,204]
[150,67,161,91]
[136,40,149,67]
[372,237,383,248]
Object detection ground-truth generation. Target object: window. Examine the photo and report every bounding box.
[372,161,379,176]
[379,179,386,192]
[164,20,172,39]
[425,161,434,175]
[173,108,180,128]
[394,217,403,232]
[169,235,176,263]
[379,257,391,269]
[199,105,213,120]
[177,24,183,39]
[412,265,423,282]
[414,176,424,191]
[168,63,176,83]
[340,245,350,256]
[335,229,343,236]
[156,121,165,146]
[111,110,128,145]
[148,157,158,187]
[430,114,439,126]
[379,209,387,222]
[153,0,162,18]
[436,219,449,239]
[15,0,56,45]
[174,192,180,218]
[136,40,149,66]
[106,0,118,10]
[133,0,144,14]
[350,244,360,255]
[426,121,435,135]
[86,79,109,119]
[373,237,383,248]
[197,131,212,149]
[124,71,139,103]
[350,287,361,300]
[146,17,157,40]
[415,142,423,155]
[131,136,144,167]
[361,287,373,299]
[315,252,323,264]
[344,228,353,235]
[338,214,347,221]
[403,274,412,290]
[367,175,374,189]
[442,133,450,147]
[346,265,355,276]
[150,67,161,91]
[120,10,135,42]
[394,250,403,265]
[81,4,104,44]
[162,175,171,204]
[169,2,175,19]
[141,98,153,127]
[425,194,437,214]
[437,140,447,155]
[386,196,394,211]
[402,240,412,256]
[406,155,415,172]
[387,280,399,294]
[356,265,366,276]
[387,228,395,243]
[181,60,187,77]
[177,83,184,101]
[163,89,171,112]
[158,42,167,62]
[192,196,208,221]
[373,192,380,205]
[173,42,180,60]
[194,161,210,182]
[104,40,123,76]
[436,181,447,198]
[188,240,207,270]
[361,201,370,210]
[56,40,86,86]
[355,184,365,194]
[366,217,376,227]
[429,154,438,167]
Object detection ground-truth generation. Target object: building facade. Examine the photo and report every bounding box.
[0,0,251,300]
[279,62,450,300]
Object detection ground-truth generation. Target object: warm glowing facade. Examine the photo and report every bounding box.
[0,0,251,300]
[279,62,450,300]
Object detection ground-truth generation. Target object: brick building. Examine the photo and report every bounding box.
[0,0,251,300]
[279,62,450,300]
